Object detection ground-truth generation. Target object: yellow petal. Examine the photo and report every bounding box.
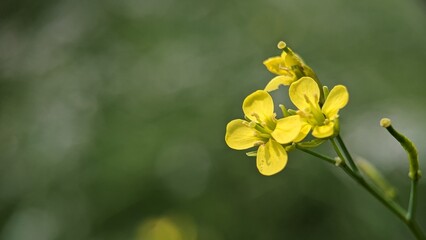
[263,56,288,75]
[289,77,320,110]
[293,121,312,143]
[264,75,295,92]
[256,140,288,176]
[225,119,263,150]
[271,115,302,144]
[284,53,300,67]
[243,90,274,124]
[312,122,335,139]
[322,85,349,119]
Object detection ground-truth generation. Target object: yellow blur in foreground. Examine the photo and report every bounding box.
[137,216,197,240]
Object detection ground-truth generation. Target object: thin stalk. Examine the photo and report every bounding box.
[336,136,425,239]
[408,220,426,240]
[339,164,407,223]
[298,146,426,239]
[300,145,406,222]
[336,134,360,173]
[341,164,425,238]
[408,180,418,220]
[330,138,348,167]
[295,145,337,165]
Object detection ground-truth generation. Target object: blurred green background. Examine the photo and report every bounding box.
[1,0,426,239]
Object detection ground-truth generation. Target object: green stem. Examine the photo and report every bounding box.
[336,134,360,173]
[408,220,426,240]
[297,146,426,239]
[336,135,425,239]
[330,138,348,167]
[383,124,420,181]
[295,145,337,165]
[339,164,407,223]
[341,164,425,239]
[408,180,418,220]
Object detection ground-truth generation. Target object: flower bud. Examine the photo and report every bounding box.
[380,118,421,181]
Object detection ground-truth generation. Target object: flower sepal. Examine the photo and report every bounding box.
[284,143,296,152]
[296,139,325,148]
[246,151,257,157]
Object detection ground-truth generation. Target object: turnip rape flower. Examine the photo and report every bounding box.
[224,39,426,238]
[263,41,317,92]
[225,90,302,176]
[289,77,349,139]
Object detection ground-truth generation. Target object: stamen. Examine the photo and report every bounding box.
[303,94,311,104]
[242,121,256,128]
[296,110,307,118]
[287,109,298,115]
[253,141,265,146]
[278,63,291,71]
[251,112,262,124]
[303,94,325,125]
[313,94,319,103]
[279,104,290,117]
[323,86,329,99]
[255,132,271,139]
[246,151,257,157]
[327,114,339,121]
[305,113,314,118]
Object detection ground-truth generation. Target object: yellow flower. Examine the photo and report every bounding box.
[263,41,318,92]
[289,77,349,139]
[263,51,299,91]
[225,90,302,176]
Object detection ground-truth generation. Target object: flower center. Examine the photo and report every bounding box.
[298,94,327,127]
[250,112,276,133]
[242,120,272,144]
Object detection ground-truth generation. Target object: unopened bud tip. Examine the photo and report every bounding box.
[277,41,286,49]
[380,118,392,128]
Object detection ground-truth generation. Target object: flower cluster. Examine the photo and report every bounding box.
[224,40,425,239]
[225,41,349,176]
